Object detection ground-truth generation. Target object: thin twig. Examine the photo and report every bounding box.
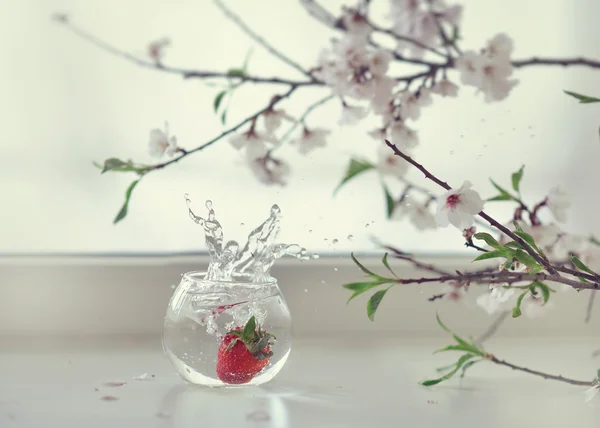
[378,243,452,276]
[487,354,595,387]
[476,311,509,345]
[585,290,596,324]
[152,85,299,170]
[63,22,318,87]
[214,0,314,80]
[512,57,600,69]
[267,94,335,155]
[366,20,447,58]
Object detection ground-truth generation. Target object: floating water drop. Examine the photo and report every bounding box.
[334,268,338,271]
[311,254,320,259]
[304,289,308,293]
[459,134,464,138]
[347,234,354,241]
[332,239,339,244]
[240,223,244,226]
[365,223,370,228]
[483,144,488,148]
[449,150,454,155]
[321,280,326,284]
[324,238,328,242]
[308,229,312,233]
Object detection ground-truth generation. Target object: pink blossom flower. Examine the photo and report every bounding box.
[399,89,432,121]
[339,103,368,125]
[376,142,409,178]
[148,122,177,158]
[435,181,485,229]
[392,200,437,230]
[291,127,330,155]
[229,128,274,160]
[387,121,419,149]
[431,79,459,97]
[262,109,287,134]
[249,156,290,186]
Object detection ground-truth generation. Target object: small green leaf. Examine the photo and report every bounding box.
[221,109,228,125]
[460,360,480,378]
[242,48,254,72]
[571,255,597,275]
[422,354,477,386]
[504,241,522,249]
[350,252,381,278]
[213,90,227,112]
[514,250,539,269]
[533,281,551,304]
[487,194,514,202]
[383,184,395,219]
[334,159,375,195]
[381,253,398,279]
[512,220,524,232]
[227,68,247,77]
[512,291,528,318]
[564,90,600,104]
[511,165,525,193]
[590,236,600,247]
[243,316,256,341]
[113,179,140,224]
[102,158,129,173]
[473,249,511,262]
[436,312,452,334]
[474,232,501,249]
[489,179,515,201]
[434,344,473,354]
[367,288,389,321]
[344,282,383,303]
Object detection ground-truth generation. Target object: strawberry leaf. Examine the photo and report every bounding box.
[243,316,257,342]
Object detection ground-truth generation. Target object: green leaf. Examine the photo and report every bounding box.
[460,360,480,378]
[533,281,551,304]
[242,48,254,72]
[213,90,227,112]
[422,354,477,386]
[367,288,389,321]
[489,179,515,201]
[564,90,600,104]
[243,316,256,341]
[113,179,140,224]
[101,158,128,173]
[334,159,374,195]
[512,291,528,318]
[590,236,600,247]
[381,253,398,279]
[436,312,452,334]
[511,165,525,193]
[434,344,474,354]
[487,194,514,202]
[383,184,395,219]
[571,255,597,275]
[474,232,501,249]
[473,249,511,262]
[514,250,539,270]
[350,252,381,278]
[344,281,383,303]
[504,241,522,249]
[221,109,228,125]
[227,68,247,77]
[512,220,524,232]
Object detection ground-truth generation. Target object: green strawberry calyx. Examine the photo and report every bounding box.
[224,316,276,360]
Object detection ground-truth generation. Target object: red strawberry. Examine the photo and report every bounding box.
[216,316,275,385]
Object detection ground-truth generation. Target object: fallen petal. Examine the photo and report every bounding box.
[100,396,119,401]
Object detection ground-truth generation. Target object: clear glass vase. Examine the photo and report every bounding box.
[162,271,292,387]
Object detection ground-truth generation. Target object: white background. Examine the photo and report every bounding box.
[1,0,599,254]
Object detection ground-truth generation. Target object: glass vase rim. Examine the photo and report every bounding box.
[182,270,277,286]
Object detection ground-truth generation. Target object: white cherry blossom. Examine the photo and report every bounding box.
[370,51,392,77]
[485,33,514,60]
[584,384,600,403]
[546,187,570,223]
[521,293,553,319]
[393,200,437,230]
[340,10,372,44]
[339,103,368,125]
[387,121,419,149]
[249,155,290,186]
[291,127,330,155]
[367,127,387,141]
[399,89,432,121]
[476,285,515,315]
[148,122,177,158]
[229,128,274,160]
[431,78,459,97]
[519,222,561,249]
[262,109,287,134]
[435,181,485,230]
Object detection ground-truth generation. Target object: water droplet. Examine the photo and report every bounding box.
[481,118,486,123]
[304,288,308,293]
[205,200,213,209]
[527,125,532,129]
[512,127,516,131]
[334,268,338,271]
[365,223,370,228]
[308,229,313,233]
[324,238,328,242]
[449,150,454,155]
[240,222,244,226]
[332,239,339,244]
[476,154,482,159]
[321,280,326,284]
[459,134,464,138]
[311,254,320,259]
[347,234,354,241]
[483,144,488,148]
[171,284,176,289]
[530,134,535,138]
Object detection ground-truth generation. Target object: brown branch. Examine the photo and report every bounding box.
[62,22,319,87]
[366,20,447,58]
[378,243,452,276]
[512,57,600,69]
[151,85,298,170]
[487,354,595,387]
[214,0,315,80]
[384,140,560,276]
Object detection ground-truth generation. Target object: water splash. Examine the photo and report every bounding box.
[186,197,313,282]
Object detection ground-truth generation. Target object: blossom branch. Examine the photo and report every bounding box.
[384,140,560,275]
[60,21,319,87]
[213,0,315,80]
[512,57,600,69]
[152,86,298,170]
[486,354,595,387]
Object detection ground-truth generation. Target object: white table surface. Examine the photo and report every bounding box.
[0,336,598,428]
